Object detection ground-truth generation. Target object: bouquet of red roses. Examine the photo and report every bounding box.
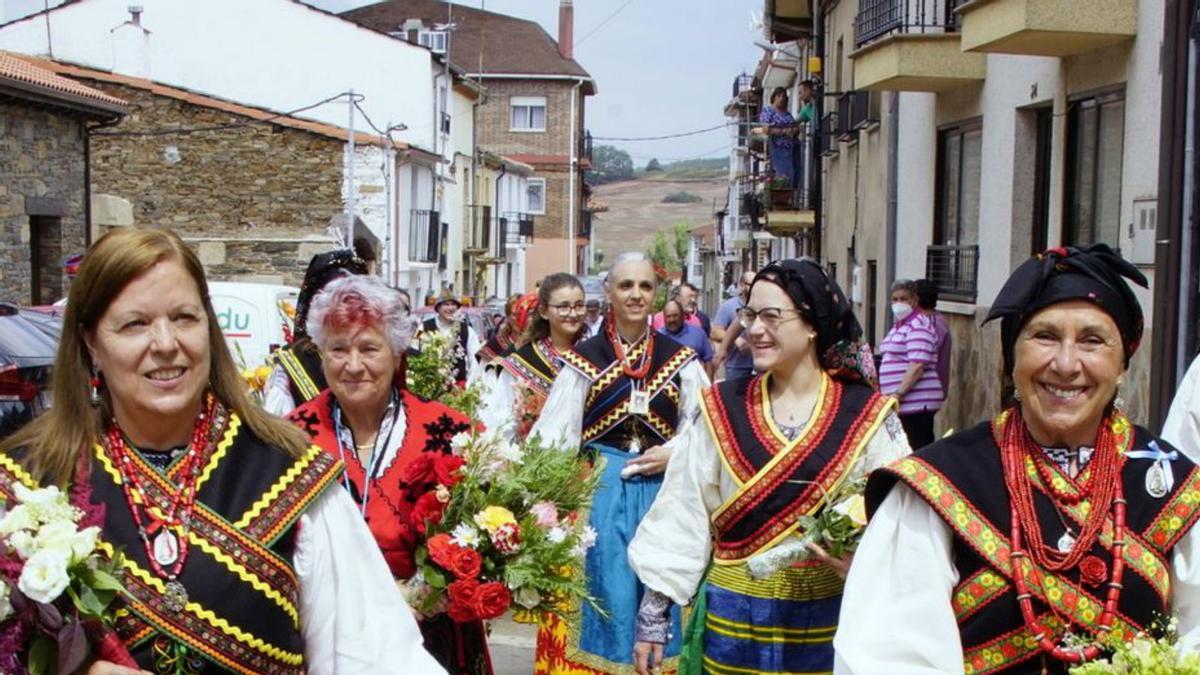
[400,427,599,623]
[0,476,136,674]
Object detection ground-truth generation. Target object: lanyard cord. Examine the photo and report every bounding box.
[333,390,402,517]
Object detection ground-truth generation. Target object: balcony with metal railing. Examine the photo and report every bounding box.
[503,212,535,246]
[955,0,1135,57]
[408,210,440,264]
[756,122,815,235]
[851,0,984,92]
[925,244,979,301]
[466,205,506,262]
[580,131,593,165]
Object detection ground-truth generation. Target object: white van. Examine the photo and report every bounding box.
[208,282,299,369]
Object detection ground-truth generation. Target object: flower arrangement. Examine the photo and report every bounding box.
[406,329,459,402]
[0,481,135,674]
[402,427,600,623]
[1069,619,1200,674]
[746,471,869,579]
[233,342,272,406]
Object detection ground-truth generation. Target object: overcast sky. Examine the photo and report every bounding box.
[4,0,766,166]
[309,0,765,167]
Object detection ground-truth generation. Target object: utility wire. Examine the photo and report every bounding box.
[593,123,730,142]
[576,0,638,47]
[92,91,356,137]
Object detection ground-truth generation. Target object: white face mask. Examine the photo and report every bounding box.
[892,302,913,321]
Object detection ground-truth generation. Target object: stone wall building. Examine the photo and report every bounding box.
[24,56,407,287]
[0,51,125,305]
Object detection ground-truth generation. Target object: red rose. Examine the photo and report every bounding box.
[447,579,481,622]
[1079,555,1107,588]
[410,491,447,533]
[401,453,439,487]
[446,546,483,580]
[470,581,512,621]
[435,454,466,486]
[427,533,456,568]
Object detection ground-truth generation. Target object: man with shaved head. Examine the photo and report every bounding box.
[530,252,710,674]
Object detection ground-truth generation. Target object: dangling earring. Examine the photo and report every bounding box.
[90,366,102,407]
[1012,388,1021,403]
[1114,377,1127,412]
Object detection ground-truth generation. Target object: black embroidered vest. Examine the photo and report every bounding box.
[868,419,1200,674]
[561,331,695,449]
[272,341,327,406]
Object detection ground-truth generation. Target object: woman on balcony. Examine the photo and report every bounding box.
[757,86,801,187]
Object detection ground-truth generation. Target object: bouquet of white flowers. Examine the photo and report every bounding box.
[1069,619,1200,674]
[0,481,135,674]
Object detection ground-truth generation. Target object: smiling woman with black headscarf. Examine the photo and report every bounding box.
[627,258,910,675]
[835,244,1200,673]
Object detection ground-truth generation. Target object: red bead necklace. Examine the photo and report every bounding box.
[104,394,217,584]
[607,321,654,380]
[1000,408,1127,663]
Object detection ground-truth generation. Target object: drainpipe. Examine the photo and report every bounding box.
[83,115,122,247]
[885,90,899,332]
[567,78,584,274]
[811,2,825,261]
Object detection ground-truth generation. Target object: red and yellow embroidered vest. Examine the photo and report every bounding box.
[703,373,894,562]
[868,415,1200,675]
[289,388,471,580]
[0,415,342,675]
[272,342,327,406]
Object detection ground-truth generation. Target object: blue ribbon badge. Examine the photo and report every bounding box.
[1125,441,1178,498]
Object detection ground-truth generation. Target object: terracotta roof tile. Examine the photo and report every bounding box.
[342,1,592,81]
[0,49,126,112]
[9,54,405,149]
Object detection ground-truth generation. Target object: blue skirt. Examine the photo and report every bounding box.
[572,444,683,672]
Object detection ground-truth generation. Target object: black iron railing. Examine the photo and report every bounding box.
[408,209,440,263]
[925,244,979,301]
[440,111,451,135]
[504,212,535,243]
[580,131,593,164]
[836,91,873,139]
[855,0,960,48]
[759,121,814,212]
[732,73,754,99]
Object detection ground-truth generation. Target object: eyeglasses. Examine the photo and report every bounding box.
[738,306,803,330]
[549,302,587,316]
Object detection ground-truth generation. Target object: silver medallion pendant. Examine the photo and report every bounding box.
[163,580,188,613]
[1057,531,1076,553]
[1146,463,1169,499]
[627,436,642,454]
[629,390,650,416]
[153,530,180,567]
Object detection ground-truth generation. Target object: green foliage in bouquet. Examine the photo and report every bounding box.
[795,474,869,558]
[1069,618,1200,675]
[406,329,458,402]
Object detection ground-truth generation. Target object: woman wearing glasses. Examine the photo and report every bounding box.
[627,259,910,675]
[480,273,587,441]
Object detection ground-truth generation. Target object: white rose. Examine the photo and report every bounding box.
[35,521,79,559]
[18,549,71,604]
[8,529,37,559]
[513,586,541,610]
[70,526,100,562]
[0,504,36,535]
[0,581,11,621]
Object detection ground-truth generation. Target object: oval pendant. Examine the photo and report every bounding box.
[153,530,180,567]
[1057,531,1076,553]
[1146,464,1169,499]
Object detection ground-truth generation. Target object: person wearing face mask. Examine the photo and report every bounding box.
[628,259,909,675]
[835,245,1200,673]
[878,279,944,449]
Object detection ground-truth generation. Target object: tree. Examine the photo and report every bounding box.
[645,158,662,172]
[672,221,690,266]
[587,145,635,184]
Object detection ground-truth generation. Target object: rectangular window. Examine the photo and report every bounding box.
[934,119,983,247]
[418,30,447,54]
[1065,90,1125,247]
[527,178,546,215]
[510,96,547,132]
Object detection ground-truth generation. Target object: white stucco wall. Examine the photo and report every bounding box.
[0,0,436,152]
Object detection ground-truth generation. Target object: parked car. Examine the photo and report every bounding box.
[0,304,61,439]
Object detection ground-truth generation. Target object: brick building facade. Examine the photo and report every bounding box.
[0,52,125,305]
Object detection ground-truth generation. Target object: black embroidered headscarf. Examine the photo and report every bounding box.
[753,258,877,387]
[292,249,368,343]
[984,244,1148,375]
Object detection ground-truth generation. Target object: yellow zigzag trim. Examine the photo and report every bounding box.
[91,443,122,485]
[0,453,38,489]
[98,542,303,666]
[188,533,298,626]
[196,413,240,490]
[234,445,320,529]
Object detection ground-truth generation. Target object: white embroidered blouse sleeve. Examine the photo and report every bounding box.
[528,366,588,450]
[677,360,712,423]
[478,368,517,441]
[1163,357,1200,462]
[833,484,963,674]
[296,487,446,675]
[263,364,297,417]
[628,417,722,606]
[856,411,913,477]
[1171,521,1200,653]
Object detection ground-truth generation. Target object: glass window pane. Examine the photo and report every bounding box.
[527,180,545,214]
[1071,106,1099,244]
[940,134,961,245]
[530,105,546,130]
[1096,100,1125,248]
[511,105,526,129]
[959,129,982,246]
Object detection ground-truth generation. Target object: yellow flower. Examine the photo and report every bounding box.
[255,366,272,382]
[474,505,517,533]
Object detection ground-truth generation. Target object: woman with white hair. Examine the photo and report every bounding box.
[287,275,493,675]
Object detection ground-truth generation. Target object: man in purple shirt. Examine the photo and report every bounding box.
[657,300,714,378]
